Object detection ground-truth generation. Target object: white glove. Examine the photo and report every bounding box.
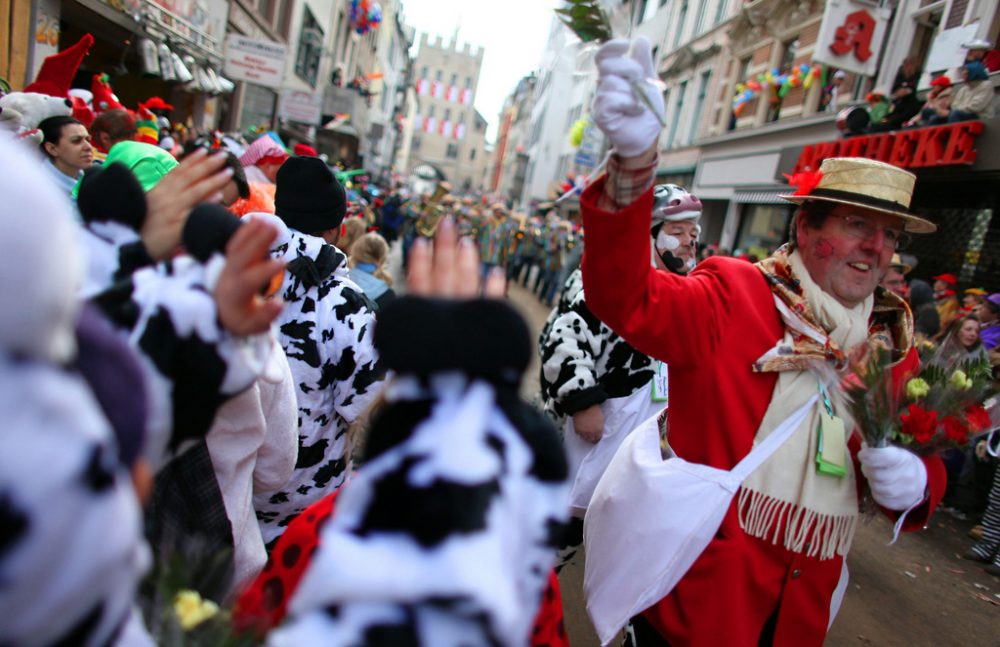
[592,37,664,158]
[858,446,928,511]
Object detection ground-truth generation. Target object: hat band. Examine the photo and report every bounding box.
[809,188,910,215]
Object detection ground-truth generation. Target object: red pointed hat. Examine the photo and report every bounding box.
[24,34,94,97]
[91,73,125,113]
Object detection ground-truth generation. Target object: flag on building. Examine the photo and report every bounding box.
[460,88,473,105]
[447,85,459,102]
[456,123,466,140]
[423,116,436,133]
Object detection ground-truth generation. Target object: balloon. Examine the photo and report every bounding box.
[803,72,815,90]
[568,118,587,148]
[735,83,746,94]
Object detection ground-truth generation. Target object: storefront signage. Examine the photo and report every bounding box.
[792,122,984,174]
[279,88,323,125]
[224,35,286,88]
[813,0,890,77]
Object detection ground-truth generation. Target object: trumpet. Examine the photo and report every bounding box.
[415,181,452,238]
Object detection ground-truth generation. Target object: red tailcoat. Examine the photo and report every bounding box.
[580,181,945,646]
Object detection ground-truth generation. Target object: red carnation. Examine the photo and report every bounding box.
[965,404,992,432]
[784,170,824,196]
[900,405,939,444]
[941,415,969,443]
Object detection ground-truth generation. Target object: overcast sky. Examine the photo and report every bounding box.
[399,0,561,142]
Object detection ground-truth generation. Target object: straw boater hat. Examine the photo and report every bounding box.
[781,157,936,234]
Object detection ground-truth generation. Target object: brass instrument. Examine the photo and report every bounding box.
[414,181,452,238]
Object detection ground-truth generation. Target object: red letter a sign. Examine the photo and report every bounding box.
[829,10,875,62]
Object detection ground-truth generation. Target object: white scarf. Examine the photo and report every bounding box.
[738,251,873,560]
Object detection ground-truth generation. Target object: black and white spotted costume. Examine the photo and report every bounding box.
[0,356,149,647]
[539,268,658,425]
[246,213,385,545]
[94,252,274,465]
[0,141,150,647]
[271,297,569,647]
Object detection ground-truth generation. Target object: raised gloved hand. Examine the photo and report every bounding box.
[858,446,928,511]
[592,36,664,158]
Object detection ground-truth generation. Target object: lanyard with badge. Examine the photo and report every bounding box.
[651,361,668,404]
[816,382,847,477]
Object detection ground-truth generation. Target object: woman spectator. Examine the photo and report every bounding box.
[238,135,288,185]
[338,216,366,256]
[950,61,995,122]
[931,315,989,370]
[907,75,953,127]
[38,115,93,198]
[348,232,396,309]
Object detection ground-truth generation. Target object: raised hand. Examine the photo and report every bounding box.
[592,36,664,158]
[143,149,234,260]
[407,218,505,299]
[214,218,285,336]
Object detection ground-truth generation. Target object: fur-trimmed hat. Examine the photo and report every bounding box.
[24,34,93,97]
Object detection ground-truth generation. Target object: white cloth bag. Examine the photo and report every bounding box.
[583,395,818,645]
[564,381,666,516]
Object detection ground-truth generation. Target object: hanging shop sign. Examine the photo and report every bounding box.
[279,88,323,125]
[224,35,287,88]
[813,0,891,77]
[790,121,984,174]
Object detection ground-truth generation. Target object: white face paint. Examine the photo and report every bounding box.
[656,229,680,252]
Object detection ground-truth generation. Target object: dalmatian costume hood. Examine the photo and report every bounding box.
[271,297,570,647]
[245,212,385,545]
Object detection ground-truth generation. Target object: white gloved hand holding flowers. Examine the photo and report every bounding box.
[857,445,928,511]
[592,36,664,158]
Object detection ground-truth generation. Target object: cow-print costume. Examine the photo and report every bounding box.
[246,213,385,546]
[0,354,148,646]
[539,268,655,424]
[269,297,570,647]
[94,252,274,464]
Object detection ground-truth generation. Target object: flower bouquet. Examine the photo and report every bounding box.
[845,347,995,453]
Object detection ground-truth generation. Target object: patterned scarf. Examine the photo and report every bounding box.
[735,247,913,560]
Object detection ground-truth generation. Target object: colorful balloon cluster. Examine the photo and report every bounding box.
[731,63,824,117]
[349,0,383,35]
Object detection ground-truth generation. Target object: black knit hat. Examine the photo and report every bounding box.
[274,156,347,235]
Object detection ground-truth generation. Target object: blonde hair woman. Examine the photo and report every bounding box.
[348,232,395,309]
[339,218,367,257]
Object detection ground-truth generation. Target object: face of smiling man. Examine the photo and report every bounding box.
[796,204,905,308]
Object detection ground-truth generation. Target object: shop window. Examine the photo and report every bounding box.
[673,0,689,48]
[714,0,729,24]
[450,73,457,86]
[295,7,323,87]
[465,77,472,88]
[736,204,793,257]
[667,80,687,148]
[693,0,708,35]
[421,65,428,79]
[435,70,443,81]
[444,108,451,121]
[687,70,711,144]
[447,143,459,159]
[766,38,799,122]
[275,0,293,38]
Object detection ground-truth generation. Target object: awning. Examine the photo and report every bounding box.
[733,188,791,205]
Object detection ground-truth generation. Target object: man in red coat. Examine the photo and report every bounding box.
[579,38,946,646]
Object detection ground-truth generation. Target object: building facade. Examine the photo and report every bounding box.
[400,33,489,193]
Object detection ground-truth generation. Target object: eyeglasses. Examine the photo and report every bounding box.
[833,214,911,251]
